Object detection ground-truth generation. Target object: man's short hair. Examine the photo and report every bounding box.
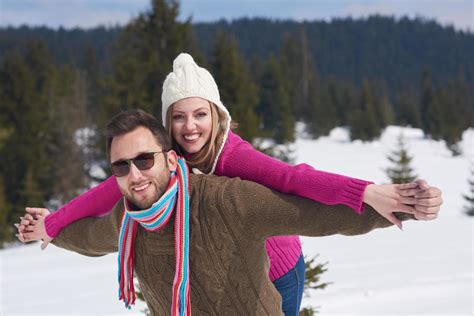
[105,109,172,161]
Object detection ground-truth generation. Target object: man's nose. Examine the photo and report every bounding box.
[128,162,143,181]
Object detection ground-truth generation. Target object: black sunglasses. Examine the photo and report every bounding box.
[111,152,164,177]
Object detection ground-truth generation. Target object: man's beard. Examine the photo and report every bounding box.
[125,188,160,210]
[125,176,171,210]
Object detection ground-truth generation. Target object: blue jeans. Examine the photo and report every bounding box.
[273,254,306,316]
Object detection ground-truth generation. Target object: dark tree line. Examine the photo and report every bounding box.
[1,14,473,101]
[193,16,474,95]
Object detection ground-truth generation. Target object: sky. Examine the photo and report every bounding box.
[1,0,473,31]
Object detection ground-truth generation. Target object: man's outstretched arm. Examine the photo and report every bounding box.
[17,202,123,257]
[218,177,440,240]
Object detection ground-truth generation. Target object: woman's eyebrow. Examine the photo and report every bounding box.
[173,107,209,113]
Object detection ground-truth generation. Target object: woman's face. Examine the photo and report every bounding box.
[171,97,213,154]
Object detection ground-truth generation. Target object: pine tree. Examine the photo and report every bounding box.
[396,93,421,128]
[326,79,346,125]
[463,162,474,216]
[339,83,359,127]
[420,68,435,134]
[305,80,339,137]
[376,95,395,128]
[210,31,260,141]
[425,90,444,140]
[18,167,44,223]
[430,75,471,155]
[349,80,380,141]
[47,66,89,204]
[99,0,199,129]
[0,41,56,228]
[280,27,318,120]
[386,134,417,184]
[299,307,317,316]
[0,175,10,247]
[0,127,12,152]
[258,55,295,144]
[298,254,332,315]
[82,44,101,117]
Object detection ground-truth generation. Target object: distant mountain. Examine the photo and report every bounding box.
[0,25,121,72]
[193,16,474,92]
[1,16,473,94]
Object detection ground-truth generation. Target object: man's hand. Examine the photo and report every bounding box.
[398,179,443,221]
[15,207,53,250]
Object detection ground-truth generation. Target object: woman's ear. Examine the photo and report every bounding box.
[166,150,178,172]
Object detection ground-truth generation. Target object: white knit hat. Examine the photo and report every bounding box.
[161,53,232,175]
[161,53,231,128]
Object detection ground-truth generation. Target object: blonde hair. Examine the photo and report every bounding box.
[166,101,234,174]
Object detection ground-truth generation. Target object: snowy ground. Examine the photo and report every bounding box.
[1,126,473,315]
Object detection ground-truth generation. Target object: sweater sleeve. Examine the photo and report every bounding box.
[44,176,123,238]
[51,201,122,257]
[214,131,372,214]
[219,176,412,240]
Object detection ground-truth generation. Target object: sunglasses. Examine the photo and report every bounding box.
[111,152,164,177]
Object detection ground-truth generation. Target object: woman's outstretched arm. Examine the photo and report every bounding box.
[215,131,438,227]
[33,176,123,243]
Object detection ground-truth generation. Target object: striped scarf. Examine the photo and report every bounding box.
[118,158,191,316]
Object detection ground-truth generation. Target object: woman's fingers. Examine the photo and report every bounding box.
[415,204,441,214]
[21,219,37,227]
[415,187,442,199]
[414,211,438,220]
[398,188,422,197]
[383,213,403,230]
[15,233,25,242]
[20,232,37,241]
[41,240,51,250]
[25,207,49,218]
[396,203,416,214]
[396,182,419,190]
[414,197,443,208]
[415,179,430,190]
[398,196,416,205]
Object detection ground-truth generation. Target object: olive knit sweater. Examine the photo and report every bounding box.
[52,175,408,316]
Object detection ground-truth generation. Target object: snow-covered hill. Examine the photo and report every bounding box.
[1,126,473,315]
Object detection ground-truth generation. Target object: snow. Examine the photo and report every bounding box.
[1,126,473,315]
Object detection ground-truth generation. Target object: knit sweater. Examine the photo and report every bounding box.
[45,131,371,281]
[52,174,405,316]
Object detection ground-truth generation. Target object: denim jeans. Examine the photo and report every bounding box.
[273,254,306,316]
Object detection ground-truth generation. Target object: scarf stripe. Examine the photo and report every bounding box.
[117,157,191,315]
[173,158,190,315]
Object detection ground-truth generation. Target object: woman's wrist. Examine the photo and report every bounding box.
[362,183,376,206]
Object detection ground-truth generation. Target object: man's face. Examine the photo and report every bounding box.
[110,126,177,209]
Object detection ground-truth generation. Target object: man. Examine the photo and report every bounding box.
[17,109,442,316]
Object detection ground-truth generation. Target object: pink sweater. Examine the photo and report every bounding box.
[45,130,370,281]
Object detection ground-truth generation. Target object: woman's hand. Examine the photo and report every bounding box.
[15,207,53,250]
[363,183,416,230]
[363,179,442,230]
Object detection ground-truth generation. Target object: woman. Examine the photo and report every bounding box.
[22,53,424,316]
